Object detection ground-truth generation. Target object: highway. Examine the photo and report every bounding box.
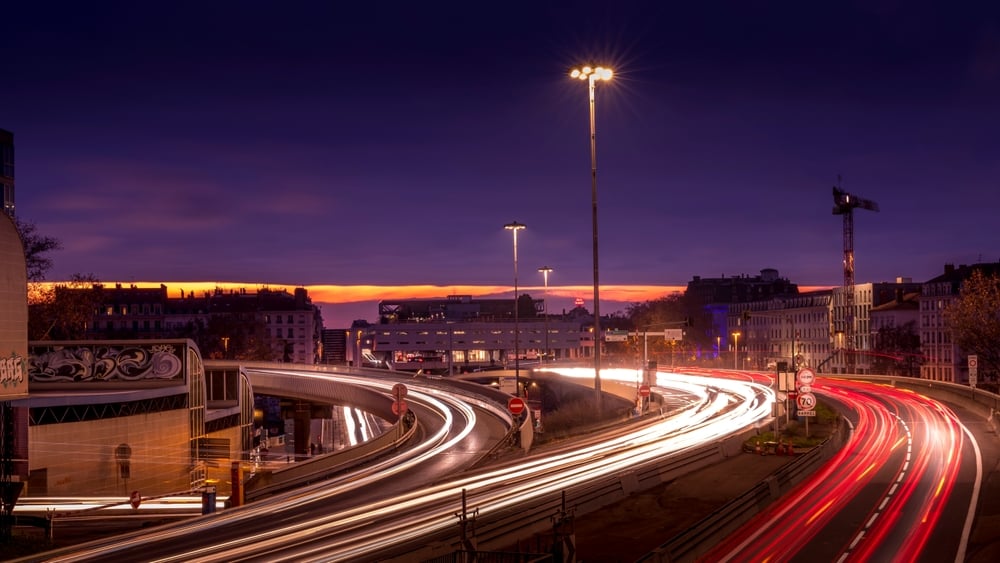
[19,366,773,562]
[700,376,981,563]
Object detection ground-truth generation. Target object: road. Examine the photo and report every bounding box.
[16,367,771,562]
[701,376,981,563]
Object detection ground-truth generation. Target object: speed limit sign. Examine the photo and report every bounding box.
[797,392,816,410]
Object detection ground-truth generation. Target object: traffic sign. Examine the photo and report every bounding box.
[129,490,141,509]
[797,410,816,417]
[796,392,816,410]
[638,384,651,398]
[508,397,526,415]
[796,368,815,387]
[392,400,408,416]
[392,383,408,401]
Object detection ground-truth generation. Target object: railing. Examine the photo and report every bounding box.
[245,414,417,501]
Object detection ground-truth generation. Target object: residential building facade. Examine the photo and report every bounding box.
[919,263,1000,383]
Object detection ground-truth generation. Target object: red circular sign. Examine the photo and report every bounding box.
[639,384,651,398]
[392,400,408,416]
[508,397,526,415]
[796,369,815,386]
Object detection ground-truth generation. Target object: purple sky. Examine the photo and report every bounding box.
[5,2,1000,325]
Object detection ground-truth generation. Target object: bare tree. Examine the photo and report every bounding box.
[14,217,61,282]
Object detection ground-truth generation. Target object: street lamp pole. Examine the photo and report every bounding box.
[505,221,526,397]
[732,331,741,370]
[570,63,613,413]
[538,266,552,362]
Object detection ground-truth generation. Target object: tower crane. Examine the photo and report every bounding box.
[832,182,879,372]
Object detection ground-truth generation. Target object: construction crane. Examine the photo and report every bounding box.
[832,181,879,373]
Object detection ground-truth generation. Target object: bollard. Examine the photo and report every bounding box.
[202,486,217,515]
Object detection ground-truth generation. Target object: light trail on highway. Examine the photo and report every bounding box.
[700,377,981,563]
[23,367,773,562]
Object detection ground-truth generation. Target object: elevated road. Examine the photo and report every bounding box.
[18,366,772,562]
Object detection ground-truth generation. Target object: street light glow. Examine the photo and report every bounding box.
[570,66,613,82]
[569,62,613,414]
[505,221,526,397]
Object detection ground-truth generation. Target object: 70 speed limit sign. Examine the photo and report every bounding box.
[796,392,816,410]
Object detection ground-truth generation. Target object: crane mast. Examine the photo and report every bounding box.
[832,182,878,373]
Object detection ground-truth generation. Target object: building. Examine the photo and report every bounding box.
[1,128,13,218]
[829,279,923,374]
[55,284,324,364]
[688,269,800,357]
[730,290,833,371]
[351,295,589,372]
[869,290,920,376]
[920,263,1000,383]
[20,339,253,498]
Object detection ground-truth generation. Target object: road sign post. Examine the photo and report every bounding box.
[969,355,978,389]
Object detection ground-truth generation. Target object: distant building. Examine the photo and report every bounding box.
[688,268,800,356]
[1,128,13,218]
[730,290,833,371]
[869,289,921,376]
[725,277,922,374]
[346,295,589,372]
[920,263,1000,384]
[54,284,324,364]
[828,279,923,374]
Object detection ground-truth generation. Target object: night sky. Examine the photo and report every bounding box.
[5,2,1000,326]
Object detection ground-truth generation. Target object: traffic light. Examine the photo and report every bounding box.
[742,311,751,321]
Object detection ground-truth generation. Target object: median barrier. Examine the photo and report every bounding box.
[245,416,417,501]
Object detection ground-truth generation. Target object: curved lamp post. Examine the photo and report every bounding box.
[570,63,612,413]
[505,221,526,396]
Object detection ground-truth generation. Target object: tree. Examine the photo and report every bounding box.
[944,269,1000,390]
[14,217,61,282]
[626,294,695,365]
[29,274,103,340]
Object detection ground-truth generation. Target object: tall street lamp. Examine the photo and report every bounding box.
[505,221,526,396]
[538,266,552,362]
[570,63,613,412]
[732,331,741,370]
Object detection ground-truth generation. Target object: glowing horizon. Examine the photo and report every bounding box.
[59,281,687,305]
[39,280,835,306]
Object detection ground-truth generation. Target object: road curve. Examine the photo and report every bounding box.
[701,377,981,563]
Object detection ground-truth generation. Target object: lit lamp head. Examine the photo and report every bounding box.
[570,65,613,82]
[504,221,526,233]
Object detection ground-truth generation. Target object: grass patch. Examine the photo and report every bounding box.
[539,397,627,441]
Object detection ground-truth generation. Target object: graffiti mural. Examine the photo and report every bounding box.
[29,343,185,383]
